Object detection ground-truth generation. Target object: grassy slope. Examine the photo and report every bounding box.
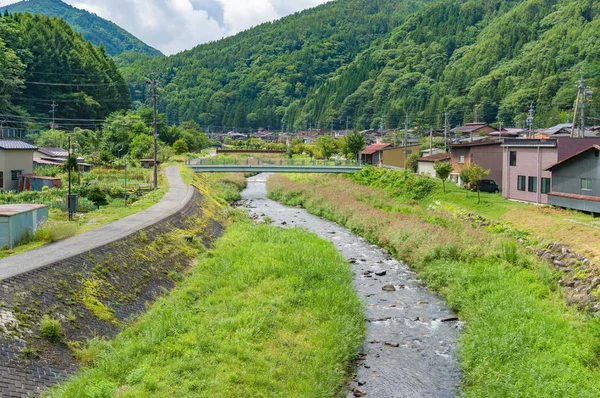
[267,173,600,397]
[48,174,364,397]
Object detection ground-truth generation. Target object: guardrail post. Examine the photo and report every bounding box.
[301,160,305,166]
[246,159,249,165]
[291,159,294,166]
[280,159,282,166]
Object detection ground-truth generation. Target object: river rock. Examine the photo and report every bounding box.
[382,284,396,292]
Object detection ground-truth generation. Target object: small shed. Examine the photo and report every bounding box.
[140,159,160,169]
[18,174,62,192]
[0,204,49,249]
[417,153,452,177]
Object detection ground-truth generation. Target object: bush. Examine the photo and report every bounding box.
[40,315,62,343]
[87,185,108,207]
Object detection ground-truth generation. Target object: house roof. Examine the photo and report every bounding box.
[36,147,68,157]
[546,145,600,171]
[20,174,61,181]
[0,140,37,150]
[543,123,573,135]
[362,143,392,155]
[450,123,496,133]
[0,204,48,216]
[34,158,65,166]
[450,141,502,148]
[417,153,451,162]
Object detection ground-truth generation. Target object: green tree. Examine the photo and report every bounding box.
[34,130,68,149]
[463,163,490,204]
[130,134,154,159]
[343,131,366,161]
[316,135,338,160]
[433,161,454,193]
[173,139,188,155]
[406,153,419,173]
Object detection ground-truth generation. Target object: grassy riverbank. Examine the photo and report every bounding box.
[48,175,364,397]
[267,173,600,397]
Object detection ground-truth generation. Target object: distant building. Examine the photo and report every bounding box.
[0,140,37,191]
[451,123,497,141]
[140,159,160,169]
[381,145,421,169]
[417,153,451,177]
[450,141,503,188]
[546,145,600,215]
[18,174,62,192]
[0,204,48,249]
[361,143,391,166]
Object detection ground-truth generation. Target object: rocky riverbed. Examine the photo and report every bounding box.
[239,174,462,397]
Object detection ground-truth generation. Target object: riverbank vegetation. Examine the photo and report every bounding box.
[48,197,364,397]
[267,172,600,397]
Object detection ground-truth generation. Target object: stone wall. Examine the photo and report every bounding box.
[0,188,224,397]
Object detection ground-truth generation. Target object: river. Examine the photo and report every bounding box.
[239,174,462,397]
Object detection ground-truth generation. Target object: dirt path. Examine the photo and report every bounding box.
[239,174,462,397]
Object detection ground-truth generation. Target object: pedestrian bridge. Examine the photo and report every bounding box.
[188,158,363,173]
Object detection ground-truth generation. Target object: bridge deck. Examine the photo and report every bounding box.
[189,165,362,173]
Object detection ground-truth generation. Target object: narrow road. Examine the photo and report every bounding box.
[240,174,462,397]
[0,166,192,280]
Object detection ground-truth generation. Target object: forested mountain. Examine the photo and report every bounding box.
[0,12,131,129]
[120,0,600,132]
[0,0,162,57]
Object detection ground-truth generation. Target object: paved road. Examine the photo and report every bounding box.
[0,166,192,280]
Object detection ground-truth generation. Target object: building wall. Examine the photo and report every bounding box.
[556,137,600,161]
[0,150,34,191]
[503,146,557,204]
[552,150,600,197]
[418,161,436,177]
[0,207,48,249]
[471,144,503,189]
[381,145,420,168]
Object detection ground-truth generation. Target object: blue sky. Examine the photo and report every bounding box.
[0,0,332,55]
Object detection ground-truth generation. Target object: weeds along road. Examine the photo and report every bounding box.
[239,174,461,398]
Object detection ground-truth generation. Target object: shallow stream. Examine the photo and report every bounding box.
[239,174,462,397]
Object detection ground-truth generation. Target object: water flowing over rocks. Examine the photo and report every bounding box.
[239,174,461,397]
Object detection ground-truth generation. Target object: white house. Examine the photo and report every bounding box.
[0,140,37,191]
[417,153,451,177]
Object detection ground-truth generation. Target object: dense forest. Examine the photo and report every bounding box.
[0,0,162,57]
[0,11,131,131]
[117,0,600,131]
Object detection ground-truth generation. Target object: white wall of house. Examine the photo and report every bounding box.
[0,149,34,191]
[418,161,436,177]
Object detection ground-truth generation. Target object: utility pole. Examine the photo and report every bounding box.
[68,135,72,221]
[571,76,586,138]
[444,112,449,153]
[429,127,433,156]
[474,104,479,123]
[404,115,409,169]
[49,100,57,130]
[527,103,535,138]
[346,115,351,131]
[380,112,385,132]
[146,79,158,190]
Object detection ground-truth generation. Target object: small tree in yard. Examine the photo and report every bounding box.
[459,167,471,198]
[406,153,419,173]
[433,161,454,193]
[344,131,366,162]
[87,185,108,208]
[464,163,490,204]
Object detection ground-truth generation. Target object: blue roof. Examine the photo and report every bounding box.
[0,140,38,150]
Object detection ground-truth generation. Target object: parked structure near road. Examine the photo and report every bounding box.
[547,145,600,215]
[381,145,421,169]
[0,204,48,249]
[502,138,600,204]
[18,174,62,192]
[417,153,451,177]
[449,141,503,189]
[0,139,37,191]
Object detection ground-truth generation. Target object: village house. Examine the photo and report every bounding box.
[417,153,451,177]
[449,141,503,189]
[381,145,421,169]
[451,122,497,142]
[502,137,600,204]
[546,145,600,215]
[361,143,391,166]
[0,140,37,191]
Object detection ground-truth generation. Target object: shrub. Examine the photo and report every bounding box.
[40,315,62,343]
[87,185,108,208]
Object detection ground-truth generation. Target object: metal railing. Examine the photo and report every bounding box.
[188,158,362,167]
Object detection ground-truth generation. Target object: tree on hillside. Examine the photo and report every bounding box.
[433,161,453,193]
[173,139,188,155]
[463,163,490,204]
[343,131,366,162]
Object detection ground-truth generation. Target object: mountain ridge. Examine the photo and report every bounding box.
[0,0,163,57]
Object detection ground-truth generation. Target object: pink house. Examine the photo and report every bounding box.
[502,138,600,204]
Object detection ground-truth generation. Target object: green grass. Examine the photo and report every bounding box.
[267,173,600,397]
[48,220,365,397]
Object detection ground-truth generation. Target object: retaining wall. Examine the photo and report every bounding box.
[0,188,224,397]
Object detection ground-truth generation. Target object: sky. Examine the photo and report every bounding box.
[0,0,332,55]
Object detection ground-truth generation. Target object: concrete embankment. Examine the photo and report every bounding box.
[0,168,224,397]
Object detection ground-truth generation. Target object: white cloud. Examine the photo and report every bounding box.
[1,0,332,55]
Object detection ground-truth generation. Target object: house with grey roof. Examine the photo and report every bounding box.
[0,140,37,191]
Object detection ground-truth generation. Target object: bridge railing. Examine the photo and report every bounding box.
[188,158,362,167]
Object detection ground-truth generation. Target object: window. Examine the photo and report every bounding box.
[541,178,551,194]
[510,151,517,166]
[528,176,537,193]
[458,155,465,164]
[0,172,3,188]
[11,170,22,181]
[517,175,526,191]
[581,178,593,191]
